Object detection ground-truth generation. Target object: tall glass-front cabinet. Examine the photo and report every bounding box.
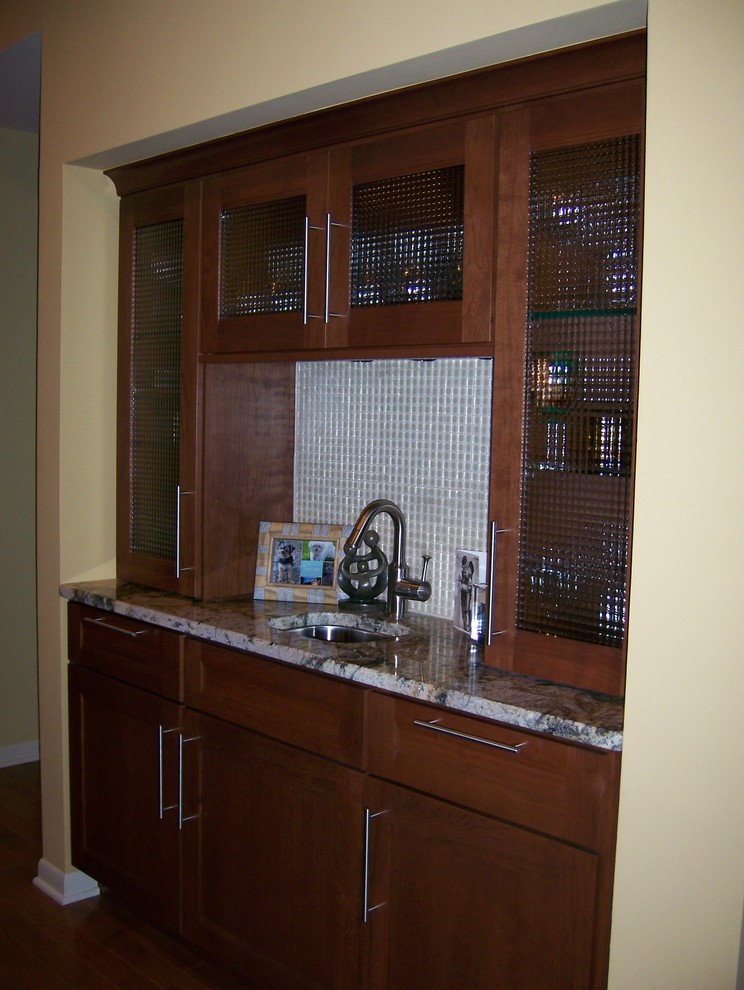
[116,182,201,596]
[487,80,644,696]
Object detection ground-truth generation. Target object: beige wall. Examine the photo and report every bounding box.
[0,126,39,761]
[1,0,742,985]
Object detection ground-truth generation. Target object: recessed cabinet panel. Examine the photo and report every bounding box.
[68,665,182,933]
[201,152,328,353]
[364,777,599,990]
[181,711,364,990]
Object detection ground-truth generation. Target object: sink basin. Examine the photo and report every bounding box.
[268,612,409,643]
[293,624,393,643]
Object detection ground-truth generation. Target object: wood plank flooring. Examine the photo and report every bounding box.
[0,762,248,989]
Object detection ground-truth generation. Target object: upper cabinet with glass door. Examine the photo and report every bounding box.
[200,118,496,356]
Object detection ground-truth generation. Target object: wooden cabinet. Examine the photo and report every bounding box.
[115,181,296,600]
[364,692,620,990]
[115,181,202,596]
[180,637,367,989]
[67,603,184,932]
[486,78,645,695]
[200,118,495,356]
[67,602,621,988]
[180,710,364,990]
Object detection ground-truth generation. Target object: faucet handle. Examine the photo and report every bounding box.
[420,554,431,583]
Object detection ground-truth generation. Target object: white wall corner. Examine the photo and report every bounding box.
[33,858,100,905]
[0,741,40,768]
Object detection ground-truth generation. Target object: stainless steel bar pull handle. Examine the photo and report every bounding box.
[82,616,147,638]
[325,213,346,322]
[413,718,527,754]
[175,486,194,578]
[158,725,179,819]
[363,808,386,923]
[178,733,201,830]
[303,216,324,323]
[487,521,508,645]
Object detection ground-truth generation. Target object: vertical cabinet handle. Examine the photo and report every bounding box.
[158,725,179,819]
[325,213,347,322]
[487,521,509,645]
[363,807,386,923]
[303,216,325,324]
[178,733,201,830]
[175,486,194,578]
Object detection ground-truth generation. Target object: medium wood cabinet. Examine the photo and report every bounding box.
[107,33,646,699]
[180,710,364,990]
[67,602,621,988]
[364,692,620,990]
[180,636,367,989]
[67,603,184,932]
[200,118,495,356]
[486,79,645,695]
[115,181,202,596]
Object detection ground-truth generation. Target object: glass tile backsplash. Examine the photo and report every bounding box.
[294,358,493,618]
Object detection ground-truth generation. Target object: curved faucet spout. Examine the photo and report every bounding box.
[344,499,406,569]
[345,500,430,620]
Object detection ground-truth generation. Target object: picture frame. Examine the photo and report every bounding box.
[453,547,488,639]
[254,521,345,604]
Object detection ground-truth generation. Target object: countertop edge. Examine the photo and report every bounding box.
[60,582,624,752]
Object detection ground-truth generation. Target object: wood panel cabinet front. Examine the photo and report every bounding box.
[367,691,619,849]
[116,181,202,596]
[68,665,182,933]
[180,710,365,990]
[363,776,599,990]
[200,118,495,357]
[184,637,366,766]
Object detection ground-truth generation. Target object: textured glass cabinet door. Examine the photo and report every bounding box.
[129,217,183,562]
[488,79,645,696]
[117,183,199,595]
[519,134,641,651]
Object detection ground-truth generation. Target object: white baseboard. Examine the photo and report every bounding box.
[0,740,40,768]
[33,858,100,905]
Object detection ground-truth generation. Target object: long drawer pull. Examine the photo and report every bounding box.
[83,616,147,639]
[413,718,527,754]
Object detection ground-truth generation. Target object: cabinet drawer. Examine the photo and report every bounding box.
[185,638,366,767]
[67,602,183,701]
[367,692,619,849]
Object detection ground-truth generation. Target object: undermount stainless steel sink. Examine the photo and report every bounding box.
[268,612,409,644]
[292,623,394,643]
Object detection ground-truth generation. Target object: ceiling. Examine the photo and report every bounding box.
[0,33,41,134]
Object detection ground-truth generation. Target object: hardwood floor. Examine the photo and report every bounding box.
[0,762,248,989]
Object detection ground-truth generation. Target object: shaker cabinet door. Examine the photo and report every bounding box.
[181,710,365,990]
[68,665,182,932]
[363,777,599,990]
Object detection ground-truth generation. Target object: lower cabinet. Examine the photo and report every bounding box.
[363,777,597,990]
[67,603,620,989]
[68,663,182,933]
[179,710,364,989]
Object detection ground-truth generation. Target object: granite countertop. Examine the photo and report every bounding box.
[60,580,624,752]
